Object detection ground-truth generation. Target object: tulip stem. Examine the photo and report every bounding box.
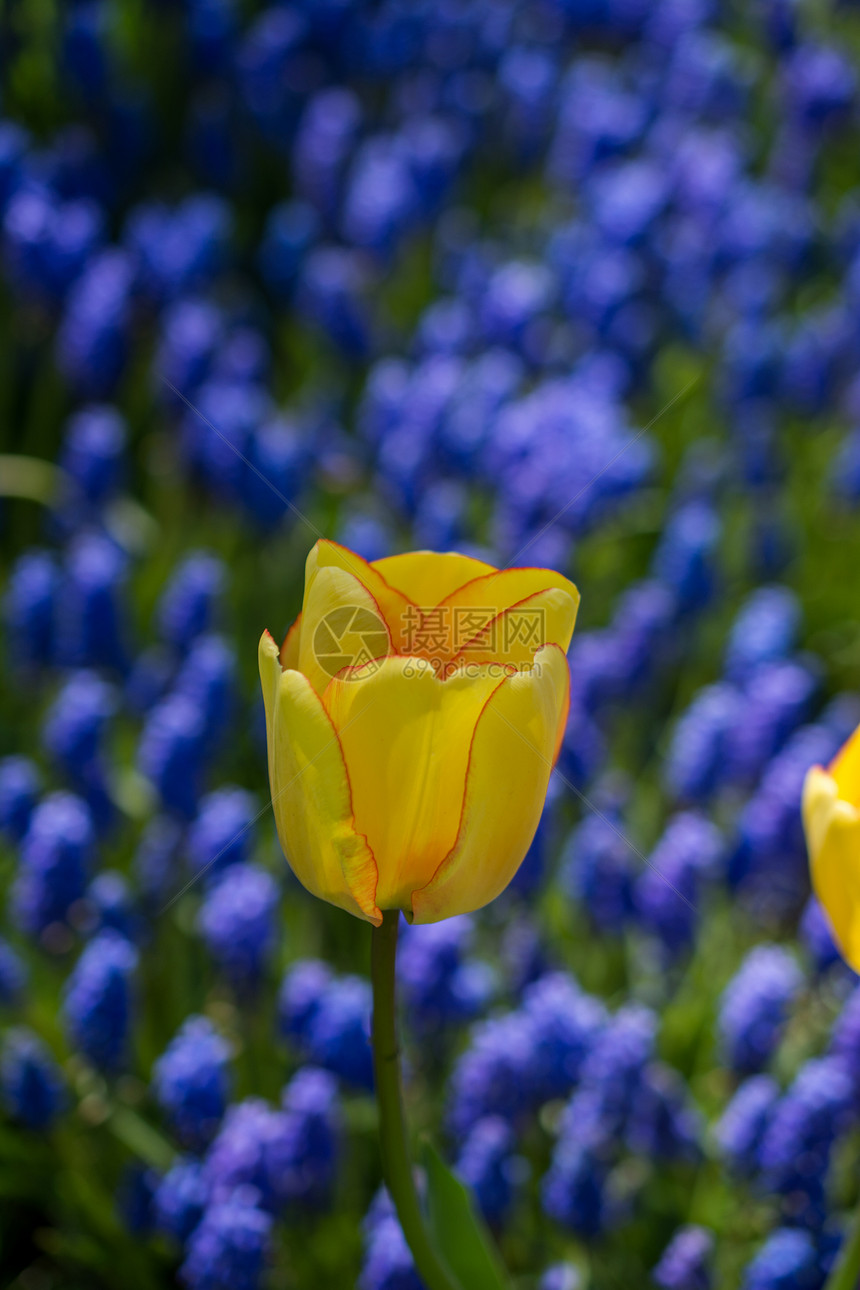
[371,910,460,1290]
[825,1197,860,1290]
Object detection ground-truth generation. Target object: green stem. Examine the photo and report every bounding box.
[371,911,460,1290]
[825,1199,860,1290]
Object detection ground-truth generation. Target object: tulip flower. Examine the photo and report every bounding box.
[803,724,860,972]
[258,539,578,926]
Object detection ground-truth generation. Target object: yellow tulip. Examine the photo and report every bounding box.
[259,540,579,925]
[803,723,860,971]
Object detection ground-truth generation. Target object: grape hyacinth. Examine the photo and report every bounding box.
[0,1028,64,1129]
[153,1016,232,1151]
[14,791,95,935]
[198,863,278,987]
[63,931,138,1071]
[653,1225,714,1290]
[718,946,803,1075]
[179,1187,273,1290]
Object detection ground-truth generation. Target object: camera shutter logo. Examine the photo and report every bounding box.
[313,605,389,680]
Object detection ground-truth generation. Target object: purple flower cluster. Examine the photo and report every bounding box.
[279,960,373,1092]
[397,914,494,1037]
[718,945,803,1075]
[153,1016,233,1151]
[63,930,138,1071]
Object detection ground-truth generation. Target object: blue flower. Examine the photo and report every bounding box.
[521,972,607,1103]
[447,1011,536,1135]
[156,298,224,400]
[237,7,311,140]
[542,1137,612,1239]
[665,686,742,804]
[634,811,723,956]
[0,937,27,1005]
[14,791,95,935]
[0,1028,64,1129]
[562,1005,657,1148]
[180,1187,272,1290]
[718,945,802,1075]
[0,755,40,843]
[157,552,225,651]
[653,1225,714,1290]
[204,1098,282,1210]
[302,975,374,1092]
[759,1058,854,1228]
[118,1162,158,1235]
[56,247,134,397]
[63,931,137,1071]
[258,200,319,298]
[539,1266,582,1290]
[42,668,116,779]
[154,1016,232,1151]
[266,1067,342,1209]
[456,1116,519,1225]
[397,915,494,1037]
[241,416,308,527]
[133,814,184,906]
[799,896,845,975]
[198,864,278,987]
[124,194,231,304]
[3,185,104,303]
[560,813,635,933]
[726,659,818,787]
[359,1209,423,1290]
[715,1075,780,1176]
[652,500,720,614]
[829,985,860,1106]
[292,88,362,219]
[729,722,843,916]
[724,587,801,682]
[626,1062,701,1162]
[59,532,128,671]
[86,870,136,940]
[125,646,175,716]
[3,550,60,670]
[175,634,236,746]
[782,43,856,132]
[296,246,374,358]
[60,404,126,507]
[153,1158,209,1243]
[279,959,334,1044]
[741,1228,819,1290]
[187,787,258,885]
[138,693,206,818]
[341,137,419,257]
[0,120,28,210]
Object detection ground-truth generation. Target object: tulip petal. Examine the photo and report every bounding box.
[258,631,380,924]
[830,724,860,808]
[451,585,580,671]
[412,644,570,924]
[804,766,860,971]
[298,564,392,696]
[372,551,497,606]
[304,539,415,650]
[323,656,508,909]
[280,614,302,669]
[439,567,580,662]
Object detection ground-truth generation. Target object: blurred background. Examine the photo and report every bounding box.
[3,1,860,1287]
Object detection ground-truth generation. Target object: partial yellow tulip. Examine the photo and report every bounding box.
[259,540,578,925]
[803,723,860,971]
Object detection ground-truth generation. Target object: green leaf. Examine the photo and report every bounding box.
[422,1139,512,1290]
